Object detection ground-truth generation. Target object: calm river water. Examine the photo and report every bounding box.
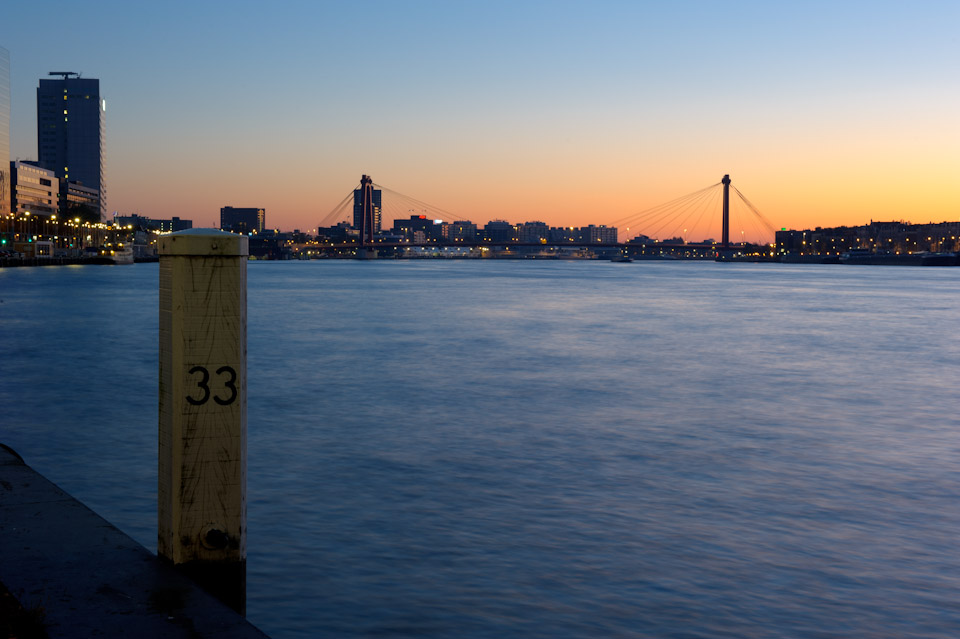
[2,260,959,638]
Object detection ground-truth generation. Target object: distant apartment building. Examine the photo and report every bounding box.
[10,161,58,216]
[549,226,578,244]
[392,214,428,237]
[220,206,265,234]
[114,213,192,232]
[36,74,106,219]
[518,221,549,244]
[482,220,517,243]
[392,214,444,243]
[316,222,356,242]
[578,224,618,244]
[626,233,653,245]
[443,220,478,243]
[0,47,9,214]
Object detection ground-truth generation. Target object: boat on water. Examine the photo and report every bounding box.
[610,254,633,263]
[840,249,922,266]
[920,252,960,267]
[86,244,135,265]
[780,253,841,264]
[556,248,596,260]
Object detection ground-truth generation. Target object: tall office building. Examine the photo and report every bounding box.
[37,73,106,219]
[0,47,10,213]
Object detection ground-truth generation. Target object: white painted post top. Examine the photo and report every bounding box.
[159,229,249,257]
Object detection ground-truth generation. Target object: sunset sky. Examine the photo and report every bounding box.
[2,1,958,242]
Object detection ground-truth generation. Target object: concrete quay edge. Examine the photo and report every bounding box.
[0,443,269,638]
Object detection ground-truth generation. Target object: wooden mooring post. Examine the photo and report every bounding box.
[158,229,248,614]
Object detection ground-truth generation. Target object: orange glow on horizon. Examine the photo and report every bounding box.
[107,165,958,246]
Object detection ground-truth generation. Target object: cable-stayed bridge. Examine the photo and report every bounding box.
[609,175,777,248]
[317,174,777,255]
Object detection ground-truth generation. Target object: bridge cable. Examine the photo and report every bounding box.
[643,185,721,241]
[318,186,360,228]
[373,183,465,223]
[617,187,717,239]
[613,185,724,241]
[683,186,723,242]
[732,186,777,237]
[608,182,720,228]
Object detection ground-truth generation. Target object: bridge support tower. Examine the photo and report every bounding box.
[721,174,731,249]
[721,175,730,249]
[357,174,379,259]
[359,175,375,247]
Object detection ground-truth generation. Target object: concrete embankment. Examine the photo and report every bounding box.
[0,444,269,638]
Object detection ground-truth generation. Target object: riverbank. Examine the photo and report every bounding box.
[0,444,268,639]
[0,578,47,638]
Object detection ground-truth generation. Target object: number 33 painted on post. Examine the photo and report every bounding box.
[186,365,239,406]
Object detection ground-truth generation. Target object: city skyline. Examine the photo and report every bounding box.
[2,1,958,241]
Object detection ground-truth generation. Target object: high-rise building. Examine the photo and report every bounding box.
[352,183,381,234]
[36,73,106,219]
[220,206,265,234]
[0,47,10,213]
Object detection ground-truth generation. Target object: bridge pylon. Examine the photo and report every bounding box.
[721,174,731,249]
[359,174,375,246]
